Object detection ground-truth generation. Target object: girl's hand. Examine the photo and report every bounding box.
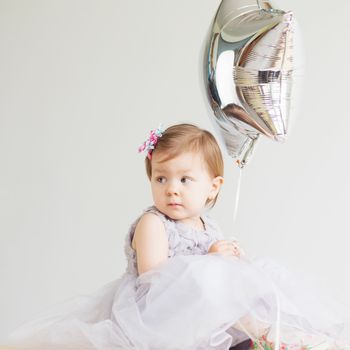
[208,239,245,258]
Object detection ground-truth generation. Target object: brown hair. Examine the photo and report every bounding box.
[145,123,224,208]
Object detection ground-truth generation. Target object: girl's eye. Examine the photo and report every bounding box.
[156,177,166,184]
[181,177,192,184]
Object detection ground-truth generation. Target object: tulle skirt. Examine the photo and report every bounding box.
[6,254,350,350]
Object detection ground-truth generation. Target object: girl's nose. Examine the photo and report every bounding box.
[166,182,179,196]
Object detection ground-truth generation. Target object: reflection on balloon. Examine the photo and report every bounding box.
[203,0,296,167]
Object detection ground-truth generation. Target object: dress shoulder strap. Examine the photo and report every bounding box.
[202,212,225,240]
[126,206,169,248]
[143,205,168,224]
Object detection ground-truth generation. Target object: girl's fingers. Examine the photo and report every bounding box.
[219,244,237,250]
[219,246,241,257]
[220,244,241,252]
[228,242,242,252]
[218,240,239,248]
[215,240,245,257]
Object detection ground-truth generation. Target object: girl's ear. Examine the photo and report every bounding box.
[209,176,224,198]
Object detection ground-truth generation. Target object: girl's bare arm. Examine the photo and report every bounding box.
[132,213,169,276]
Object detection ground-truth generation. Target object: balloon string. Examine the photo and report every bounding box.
[273,283,281,350]
[232,165,281,349]
[232,166,242,233]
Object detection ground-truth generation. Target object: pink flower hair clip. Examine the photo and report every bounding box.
[138,124,164,160]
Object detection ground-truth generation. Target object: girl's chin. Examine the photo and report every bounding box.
[155,205,185,220]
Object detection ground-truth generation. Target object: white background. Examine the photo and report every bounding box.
[1,0,349,341]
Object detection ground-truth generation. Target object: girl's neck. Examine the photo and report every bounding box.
[177,216,206,232]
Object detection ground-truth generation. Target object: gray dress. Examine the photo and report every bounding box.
[125,205,225,274]
[6,206,349,350]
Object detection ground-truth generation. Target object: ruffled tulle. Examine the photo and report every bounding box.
[6,253,350,350]
[6,206,350,349]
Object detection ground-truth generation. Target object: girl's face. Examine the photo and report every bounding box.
[150,151,223,228]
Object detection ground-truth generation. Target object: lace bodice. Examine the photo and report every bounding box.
[124,206,225,275]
